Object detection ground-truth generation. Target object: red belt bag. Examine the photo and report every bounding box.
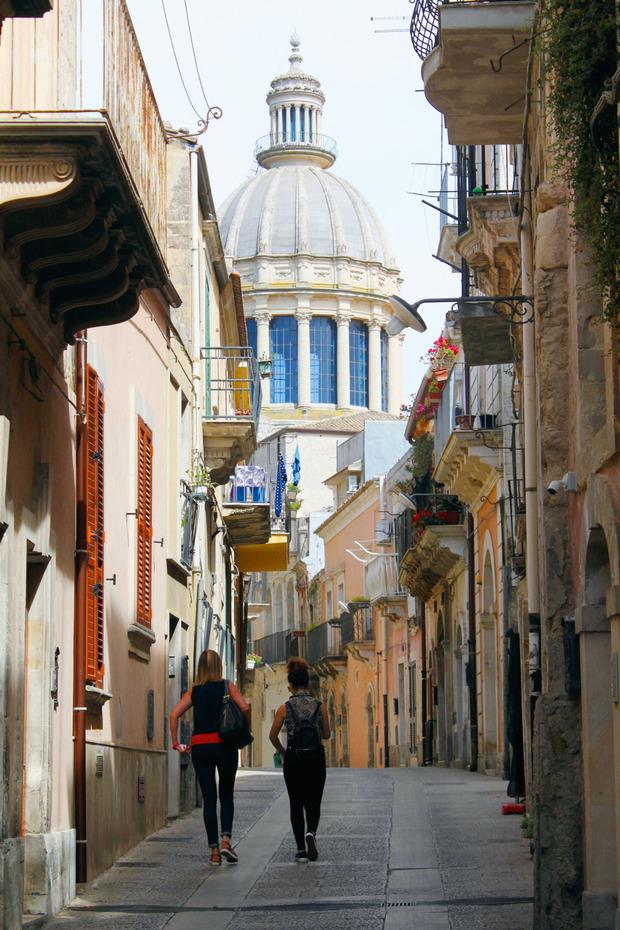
[191,732,224,746]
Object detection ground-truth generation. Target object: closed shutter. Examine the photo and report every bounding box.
[136,417,153,626]
[86,366,105,687]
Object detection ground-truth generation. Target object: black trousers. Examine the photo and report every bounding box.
[283,748,326,849]
[191,743,238,846]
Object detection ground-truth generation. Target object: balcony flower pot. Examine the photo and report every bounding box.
[478,413,497,430]
[455,414,474,430]
[191,484,211,502]
[433,367,449,384]
[436,510,460,525]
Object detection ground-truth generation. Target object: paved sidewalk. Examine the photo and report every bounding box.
[38,767,533,930]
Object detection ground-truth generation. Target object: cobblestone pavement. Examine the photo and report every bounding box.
[38,766,533,930]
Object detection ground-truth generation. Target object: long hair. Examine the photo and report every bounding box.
[287,657,309,688]
[195,649,223,685]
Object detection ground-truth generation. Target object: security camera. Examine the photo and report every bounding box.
[547,472,577,496]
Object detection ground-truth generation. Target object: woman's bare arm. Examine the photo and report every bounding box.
[269,704,287,755]
[169,691,193,750]
[228,680,251,724]
[321,702,331,740]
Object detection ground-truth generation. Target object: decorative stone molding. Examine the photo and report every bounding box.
[433,429,503,506]
[127,622,156,662]
[0,154,77,207]
[456,195,520,296]
[399,525,466,600]
[85,685,112,707]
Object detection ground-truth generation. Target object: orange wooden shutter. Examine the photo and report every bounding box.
[85,366,105,687]
[136,417,153,626]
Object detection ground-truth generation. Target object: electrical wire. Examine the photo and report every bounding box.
[183,0,216,115]
[160,0,203,123]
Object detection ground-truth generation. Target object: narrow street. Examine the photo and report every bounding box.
[39,768,532,930]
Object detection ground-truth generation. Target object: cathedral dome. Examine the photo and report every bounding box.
[219,166,398,269]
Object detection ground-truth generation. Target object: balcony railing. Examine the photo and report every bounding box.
[202,347,261,429]
[0,0,168,252]
[254,133,338,160]
[410,0,440,61]
[252,630,300,666]
[365,555,403,601]
[434,363,466,464]
[394,510,414,565]
[307,622,342,665]
[341,607,373,648]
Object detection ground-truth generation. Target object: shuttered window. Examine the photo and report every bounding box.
[86,366,105,687]
[136,417,153,626]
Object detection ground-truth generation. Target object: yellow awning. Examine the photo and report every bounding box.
[234,533,289,572]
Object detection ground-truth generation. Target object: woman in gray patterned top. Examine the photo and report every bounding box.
[269,658,330,862]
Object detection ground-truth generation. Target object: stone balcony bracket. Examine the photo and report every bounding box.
[344,641,375,666]
[433,428,503,506]
[456,195,521,296]
[399,525,467,601]
[0,127,179,345]
[202,424,258,486]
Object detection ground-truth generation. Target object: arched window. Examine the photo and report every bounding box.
[246,318,257,361]
[380,328,388,412]
[270,316,298,403]
[349,320,368,407]
[310,317,336,404]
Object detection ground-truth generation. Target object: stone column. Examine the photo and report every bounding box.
[276,108,282,143]
[368,319,382,412]
[388,333,404,415]
[255,310,271,406]
[296,310,311,407]
[270,109,276,145]
[336,312,351,409]
[308,107,314,142]
[286,105,292,142]
[315,108,320,139]
[295,104,301,142]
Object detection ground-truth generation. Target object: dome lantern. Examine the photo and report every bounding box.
[254,33,337,170]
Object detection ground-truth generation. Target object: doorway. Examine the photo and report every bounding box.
[482,551,498,771]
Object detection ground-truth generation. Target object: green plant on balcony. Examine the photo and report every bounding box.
[246,652,264,669]
[544,0,620,329]
[289,500,302,512]
[421,336,459,378]
[187,457,214,502]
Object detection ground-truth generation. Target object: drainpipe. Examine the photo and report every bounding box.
[467,512,479,772]
[520,185,541,695]
[189,147,202,452]
[383,610,389,768]
[73,331,88,882]
[420,599,430,765]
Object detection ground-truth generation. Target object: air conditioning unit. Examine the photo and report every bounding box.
[375,519,392,546]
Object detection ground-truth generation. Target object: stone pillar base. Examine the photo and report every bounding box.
[582,891,616,929]
[24,828,76,917]
[0,837,24,930]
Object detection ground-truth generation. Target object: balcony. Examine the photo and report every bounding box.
[398,498,466,598]
[457,197,520,310]
[307,622,344,676]
[339,606,374,663]
[254,133,337,170]
[0,0,177,344]
[252,630,301,666]
[411,1,536,144]
[433,365,503,505]
[364,554,407,621]
[233,533,289,573]
[202,347,261,485]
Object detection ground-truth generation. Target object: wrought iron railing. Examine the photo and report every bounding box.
[254,133,338,160]
[252,630,301,665]
[202,347,261,430]
[410,0,440,61]
[180,480,197,569]
[394,510,414,565]
[340,607,373,648]
[307,622,341,665]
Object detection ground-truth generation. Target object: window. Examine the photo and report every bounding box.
[381,328,388,412]
[349,320,368,407]
[86,366,105,687]
[246,318,257,361]
[310,317,336,404]
[270,316,298,403]
[136,418,153,626]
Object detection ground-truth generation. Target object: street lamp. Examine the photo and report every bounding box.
[387,296,427,335]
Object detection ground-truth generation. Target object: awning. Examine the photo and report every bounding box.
[234,533,289,573]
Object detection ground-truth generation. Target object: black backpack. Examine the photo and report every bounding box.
[287,698,322,754]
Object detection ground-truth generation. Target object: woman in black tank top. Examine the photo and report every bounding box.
[169,649,250,866]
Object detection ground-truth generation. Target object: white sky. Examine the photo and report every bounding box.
[127,0,457,401]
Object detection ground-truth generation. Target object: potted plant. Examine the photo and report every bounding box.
[289,499,302,512]
[421,335,459,375]
[187,460,214,501]
[246,652,264,670]
[286,481,300,500]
